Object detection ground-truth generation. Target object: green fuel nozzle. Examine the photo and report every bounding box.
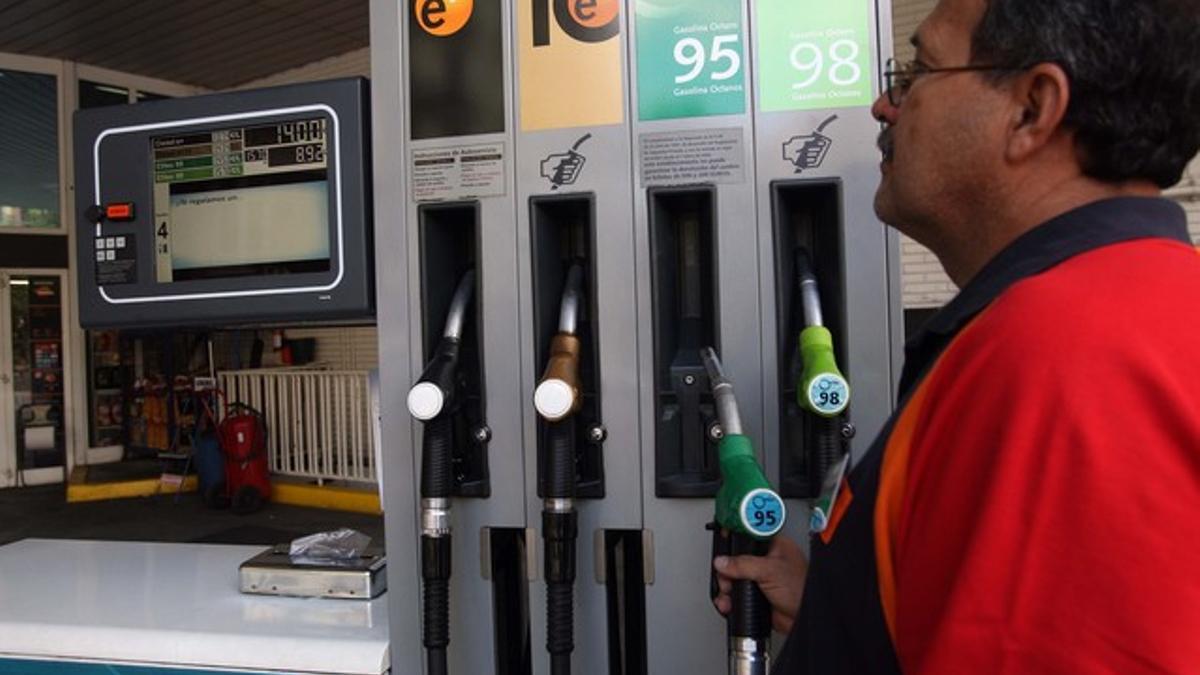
[793,249,852,534]
[700,347,785,539]
[795,249,850,417]
[701,347,781,675]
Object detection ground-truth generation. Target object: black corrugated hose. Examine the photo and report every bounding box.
[813,414,841,495]
[422,414,454,675]
[544,419,577,675]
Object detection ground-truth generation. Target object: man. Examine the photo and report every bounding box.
[714,0,1200,672]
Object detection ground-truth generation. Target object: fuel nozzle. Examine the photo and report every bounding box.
[536,262,587,675]
[409,268,475,675]
[534,263,584,422]
[701,347,784,675]
[795,249,849,417]
[794,249,852,533]
[408,270,475,422]
[701,347,786,540]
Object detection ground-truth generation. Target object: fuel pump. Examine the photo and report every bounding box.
[407,269,475,675]
[533,263,586,675]
[701,347,786,675]
[793,249,851,531]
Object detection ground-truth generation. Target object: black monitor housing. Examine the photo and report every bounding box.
[74,78,372,328]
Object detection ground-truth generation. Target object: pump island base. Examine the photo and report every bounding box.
[0,539,389,674]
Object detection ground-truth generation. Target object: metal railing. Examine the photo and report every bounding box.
[217,367,378,485]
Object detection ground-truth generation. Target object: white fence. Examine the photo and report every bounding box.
[217,368,378,485]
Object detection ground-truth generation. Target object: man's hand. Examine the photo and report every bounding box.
[712,535,808,635]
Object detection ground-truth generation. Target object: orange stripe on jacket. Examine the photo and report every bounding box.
[873,378,931,645]
[873,311,984,645]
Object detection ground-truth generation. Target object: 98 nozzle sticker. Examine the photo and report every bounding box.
[740,488,786,537]
[806,373,849,416]
[634,0,747,121]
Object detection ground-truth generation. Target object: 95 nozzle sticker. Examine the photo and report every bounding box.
[806,373,849,416]
[740,488,786,537]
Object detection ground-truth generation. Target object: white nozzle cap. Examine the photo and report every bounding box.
[534,379,575,421]
[407,382,445,421]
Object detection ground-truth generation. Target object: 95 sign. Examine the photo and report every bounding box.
[636,0,747,121]
[758,0,875,112]
[672,34,740,84]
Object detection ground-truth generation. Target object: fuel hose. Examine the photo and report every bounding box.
[407,269,475,675]
[534,263,585,675]
[701,347,785,675]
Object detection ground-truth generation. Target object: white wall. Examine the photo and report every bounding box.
[1168,158,1200,242]
[239,48,370,89]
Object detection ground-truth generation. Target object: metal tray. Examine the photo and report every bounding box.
[239,545,387,600]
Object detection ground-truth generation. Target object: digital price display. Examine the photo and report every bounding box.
[150,118,330,283]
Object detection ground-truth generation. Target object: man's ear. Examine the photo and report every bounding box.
[1005,62,1071,162]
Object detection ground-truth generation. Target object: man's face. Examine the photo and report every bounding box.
[871,0,1009,249]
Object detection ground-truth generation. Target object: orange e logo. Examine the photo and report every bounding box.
[569,0,618,30]
[416,0,473,37]
[531,0,619,46]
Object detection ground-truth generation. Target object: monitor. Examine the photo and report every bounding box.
[74,78,373,328]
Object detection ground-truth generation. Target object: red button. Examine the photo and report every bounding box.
[105,203,134,220]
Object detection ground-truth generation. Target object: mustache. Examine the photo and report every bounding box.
[877,125,894,161]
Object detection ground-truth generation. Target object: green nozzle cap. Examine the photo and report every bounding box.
[798,326,850,417]
[714,434,786,539]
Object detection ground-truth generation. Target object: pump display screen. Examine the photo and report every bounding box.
[151,118,331,283]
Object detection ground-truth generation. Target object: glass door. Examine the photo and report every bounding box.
[1,272,69,486]
[87,330,127,450]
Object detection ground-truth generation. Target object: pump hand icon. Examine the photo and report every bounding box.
[540,134,591,190]
[783,115,838,174]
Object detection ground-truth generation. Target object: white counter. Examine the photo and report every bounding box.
[0,539,389,674]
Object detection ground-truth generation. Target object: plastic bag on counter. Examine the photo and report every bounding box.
[288,528,372,566]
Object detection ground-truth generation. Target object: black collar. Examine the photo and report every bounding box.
[898,196,1191,399]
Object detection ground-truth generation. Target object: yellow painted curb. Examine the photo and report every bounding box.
[270,482,382,515]
[64,469,380,515]
[67,476,198,503]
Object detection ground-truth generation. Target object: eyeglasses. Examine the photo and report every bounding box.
[883,57,1028,107]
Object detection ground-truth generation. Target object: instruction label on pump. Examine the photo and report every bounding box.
[410,143,507,202]
[638,127,745,186]
[94,234,137,285]
[634,0,746,121]
[756,0,874,112]
[519,0,624,131]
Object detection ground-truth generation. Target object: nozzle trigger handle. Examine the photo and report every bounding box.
[707,521,731,602]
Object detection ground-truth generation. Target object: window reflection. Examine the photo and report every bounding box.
[0,68,59,230]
